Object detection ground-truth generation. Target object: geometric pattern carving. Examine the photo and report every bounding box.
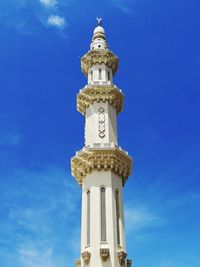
[81,251,91,265]
[77,85,124,115]
[100,248,109,261]
[117,251,127,265]
[71,146,132,186]
[81,50,118,76]
[98,107,105,138]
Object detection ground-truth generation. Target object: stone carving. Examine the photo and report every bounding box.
[127,259,133,267]
[81,251,91,265]
[81,50,118,76]
[118,251,127,265]
[98,107,105,138]
[71,146,132,186]
[77,85,124,115]
[75,259,81,267]
[100,248,109,261]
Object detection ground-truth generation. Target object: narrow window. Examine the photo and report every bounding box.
[91,71,93,81]
[115,190,120,245]
[101,187,106,242]
[108,71,110,81]
[99,68,102,80]
[87,190,90,245]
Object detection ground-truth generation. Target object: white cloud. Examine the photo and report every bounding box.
[19,246,55,267]
[0,167,80,267]
[0,0,29,31]
[69,227,81,254]
[39,0,58,8]
[47,15,66,28]
[152,258,200,267]
[125,206,164,232]
[111,0,132,13]
[0,0,69,36]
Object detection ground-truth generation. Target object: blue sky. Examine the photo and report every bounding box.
[0,0,200,266]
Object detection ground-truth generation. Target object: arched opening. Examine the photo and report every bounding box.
[115,190,120,245]
[90,70,93,82]
[107,71,110,81]
[99,68,102,80]
[100,187,107,242]
[87,190,90,245]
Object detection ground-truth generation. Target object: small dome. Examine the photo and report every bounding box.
[93,26,105,34]
[90,19,108,50]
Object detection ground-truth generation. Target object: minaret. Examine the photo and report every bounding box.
[71,19,133,267]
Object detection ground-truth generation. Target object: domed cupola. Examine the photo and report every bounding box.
[90,18,108,50]
[81,18,119,78]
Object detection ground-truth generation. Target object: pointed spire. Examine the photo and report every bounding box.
[90,18,108,50]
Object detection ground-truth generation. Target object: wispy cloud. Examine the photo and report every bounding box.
[0,167,80,267]
[0,0,68,35]
[125,206,164,232]
[111,0,133,13]
[39,0,58,8]
[151,258,200,267]
[19,246,55,267]
[68,227,81,254]
[0,0,133,36]
[47,15,66,28]
[0,0,29,32]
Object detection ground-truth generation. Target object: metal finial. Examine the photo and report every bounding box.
[96,17,102,26]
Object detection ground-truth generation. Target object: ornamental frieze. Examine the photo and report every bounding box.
[98,107,106,138]
[77,85,124,115]
[81,50,118,76]
[71,146,132,186]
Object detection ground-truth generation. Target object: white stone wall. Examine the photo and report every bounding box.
[81,170,126,267]
[85,102,118,146]
[88,64,113,85]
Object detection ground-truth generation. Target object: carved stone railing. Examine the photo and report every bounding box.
[71,146,132,186]
[81,50,118,76]
[77,85,124,115]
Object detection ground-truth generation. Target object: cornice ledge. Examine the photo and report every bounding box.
[77,85,124,115]
[81,50,118,76]
[71,146,132,186]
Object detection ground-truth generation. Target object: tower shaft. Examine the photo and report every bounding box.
[71,20,133,267]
